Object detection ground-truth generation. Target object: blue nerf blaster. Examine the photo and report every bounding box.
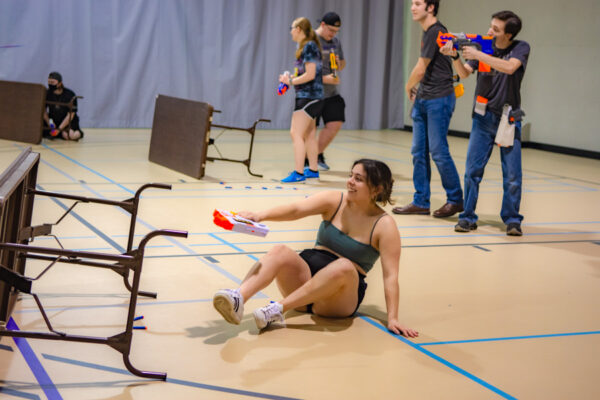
[277,71,291,96]
[437,32,494,72]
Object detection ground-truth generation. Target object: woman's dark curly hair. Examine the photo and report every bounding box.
[352,159,395,206]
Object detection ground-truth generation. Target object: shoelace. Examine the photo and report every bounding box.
[262,304,281,323]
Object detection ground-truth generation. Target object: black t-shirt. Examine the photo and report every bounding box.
[468,40,530,116]
[46,87,78,124]
[417,21,454,100]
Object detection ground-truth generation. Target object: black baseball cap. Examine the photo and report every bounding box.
[48,71,62,82]
[321,12,341,27]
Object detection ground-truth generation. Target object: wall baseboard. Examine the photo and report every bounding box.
[401,126,600,160]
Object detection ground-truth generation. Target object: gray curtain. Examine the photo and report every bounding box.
[0,0,403,130]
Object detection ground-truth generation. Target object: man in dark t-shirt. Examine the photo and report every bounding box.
[393,0,463,219]
[44,71,84,140]
[441,10,530,236]
[312,11,345,171]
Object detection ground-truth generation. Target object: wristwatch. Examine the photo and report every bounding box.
[451,53,460,60]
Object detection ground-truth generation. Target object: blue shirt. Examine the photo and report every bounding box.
[293,41,323,99]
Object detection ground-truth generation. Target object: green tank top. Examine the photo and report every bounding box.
[315,193,385,274]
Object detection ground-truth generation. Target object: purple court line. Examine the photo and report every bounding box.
[6,318,62,400]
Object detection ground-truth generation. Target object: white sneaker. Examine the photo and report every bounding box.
[253,302,285,330]
[213,289,244,324]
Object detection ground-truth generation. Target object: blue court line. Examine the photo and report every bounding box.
[472,245,491,252]
[38,184,126,253]
[0,343,13,351]
[359,316,517,400]
[41,354,301,400]
[190,239,312,246]
[543,177,596,191]
[6,318,62,400]
[139,237,599,259]
[25,220,600,242]
[39,157,79,182]
[0,387,41,400]
[13,298,213,314]
[373,230,600,240]
[41,143,134,194]
[419,330,600,346]
[209,233,259,261]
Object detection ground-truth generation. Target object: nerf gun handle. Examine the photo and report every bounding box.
[277,71,291,96]
[49,119,59,137]
[277,82,289,96]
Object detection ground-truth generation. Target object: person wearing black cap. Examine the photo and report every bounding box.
[44,71,84,140]
[308,11,346,172]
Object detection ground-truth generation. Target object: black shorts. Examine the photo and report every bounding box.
[299,248,367,316]
[294,98,324,120]
[317,94,346,126]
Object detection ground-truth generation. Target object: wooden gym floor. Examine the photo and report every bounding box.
[0,128,599,399]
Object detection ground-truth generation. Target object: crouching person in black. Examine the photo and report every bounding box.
[44,71,84,141]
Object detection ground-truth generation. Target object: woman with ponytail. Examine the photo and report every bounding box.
[280,17,324,183]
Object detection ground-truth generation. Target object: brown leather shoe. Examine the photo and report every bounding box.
[433,202,464,218]
[392,203,430,215]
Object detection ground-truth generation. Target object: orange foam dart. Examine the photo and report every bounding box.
[213,209,269,237]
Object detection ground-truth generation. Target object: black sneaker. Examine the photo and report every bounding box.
[454,220,477,232]
[317,153,330,171]
[506,223,523,236]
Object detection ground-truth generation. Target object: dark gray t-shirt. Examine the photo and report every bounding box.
[416,21,454,100]
[318,34,344,98]
[467,40,530,116]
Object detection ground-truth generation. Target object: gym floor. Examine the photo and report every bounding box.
[0,128,599,399]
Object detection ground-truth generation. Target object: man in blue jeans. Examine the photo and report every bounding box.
[441,10,529,236]
[393,0,463,218]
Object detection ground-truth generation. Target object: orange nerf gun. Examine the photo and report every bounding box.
[329,51,338,78]
[437,32,494,72]
[213,209,269,237]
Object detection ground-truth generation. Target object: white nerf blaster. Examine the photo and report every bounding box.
[213,209,269,237]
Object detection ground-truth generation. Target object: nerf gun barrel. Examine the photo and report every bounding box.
[436,31,494,72]
[213,209,269,237]
[277,71,290,96]
[329,51,338,78]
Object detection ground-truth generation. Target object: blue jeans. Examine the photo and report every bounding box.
[410,93,462,208]
[459,111,523,225]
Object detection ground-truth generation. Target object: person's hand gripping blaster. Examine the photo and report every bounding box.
[330,51,339,79]
[277,71,294,96]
